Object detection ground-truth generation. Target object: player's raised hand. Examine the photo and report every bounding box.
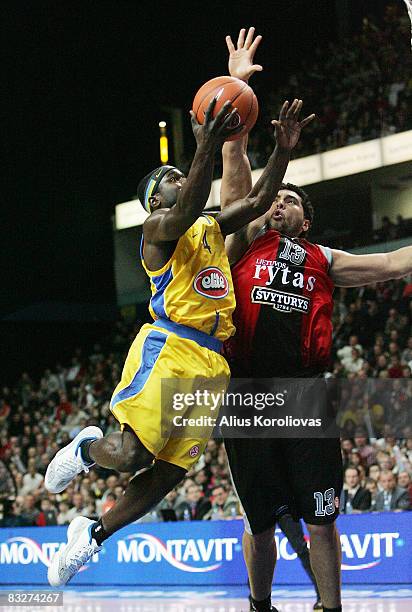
[226,27,263,83]
[190,98,244,147]
[272,99,315,151]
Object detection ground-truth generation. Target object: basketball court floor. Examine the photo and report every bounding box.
[1,586,411,611]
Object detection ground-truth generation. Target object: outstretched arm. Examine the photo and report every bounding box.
[143,99,242,244]
[216,99,315,239]
[330,246,412,287]
[220,27,262,209]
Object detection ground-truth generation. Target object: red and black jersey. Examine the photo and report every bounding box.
[224,229,334,377]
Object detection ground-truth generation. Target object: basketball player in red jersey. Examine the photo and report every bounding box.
[221,28,412,612]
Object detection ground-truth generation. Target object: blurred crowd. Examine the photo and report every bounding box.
[246,3,412,167]
[1,274,412,527]
[372,215,412,244]
[330,278,412,512]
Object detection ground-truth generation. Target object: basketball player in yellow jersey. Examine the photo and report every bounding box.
[46,94,314,587]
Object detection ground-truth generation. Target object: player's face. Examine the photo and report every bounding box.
[266,189,310,237]
[157,169,187,208]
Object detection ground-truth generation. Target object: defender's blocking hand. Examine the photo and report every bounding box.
[272,99,315,151]
[226,27,263,83]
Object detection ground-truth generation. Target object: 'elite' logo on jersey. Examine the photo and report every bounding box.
[193,267,229,299]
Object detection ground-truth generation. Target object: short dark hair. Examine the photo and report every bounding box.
[212,484,227,494]
[345,466,360,476]
[368,463,380,475]
[187,484,199,492]
[280,182,314,227]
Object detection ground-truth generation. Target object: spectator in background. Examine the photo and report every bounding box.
[0,399,11,425]
[195,469,212,497]
[8,413,24,438]
[365,478,378,511]
[36,499,58,526]
[1,498,29,527]
[363,302,384,346]
[57,501,71,526]
[342,348,365,374]
[61,405,88,436]
[403,438,412,464]
[388,399,410,435]
[13,472,24,497]
[340,466,371,513]
[388,355,404,378]
[348,449,363,470]
[372,354,389,378]
[341,438,355,470]
[21,494,40,525]
[92,477,107,498]
[65,357,82,391]
[376,216,397,242]
[55,393,73,422]
[157,488,184,518]
[337,335,363,361]
[21,458,44,496]
[398,470,412,498]
[388,340,401,358]
[353,428,377,467]
[38,453,51,476]
[368,464,381,484]
[395,214,409,239]
[375,471,410,511]
[84,500,99,521]
[176,484,211,521]
[66,493,85,522]
[9,447,26,477]
[101,475,119,504]
[205,484,238,520]
[358,464,367,487]
[401,337,412,365]
[385,308,402,336]
[0,459,15,500]
[376,451,394,472]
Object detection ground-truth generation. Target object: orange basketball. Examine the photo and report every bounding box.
[192,76,258,141]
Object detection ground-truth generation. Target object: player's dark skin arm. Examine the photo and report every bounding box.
[143,99,243,271]
[216,99,315,237]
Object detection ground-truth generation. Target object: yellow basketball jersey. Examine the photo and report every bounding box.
[141,214,236,341]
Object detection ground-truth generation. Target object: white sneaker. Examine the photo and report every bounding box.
[45,426,103,493]
[48,516,102,587]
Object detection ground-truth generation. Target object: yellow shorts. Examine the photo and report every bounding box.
[110,320,230,471]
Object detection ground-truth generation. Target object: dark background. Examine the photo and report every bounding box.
[1,0,390,380]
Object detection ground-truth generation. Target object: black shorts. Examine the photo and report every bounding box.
[224,437,343,534]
